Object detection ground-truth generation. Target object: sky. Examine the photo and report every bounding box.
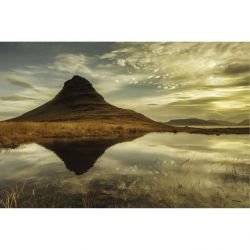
[0,42,249,122]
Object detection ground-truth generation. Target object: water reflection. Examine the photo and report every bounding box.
[0,132,249,208]
[40,140,124,175]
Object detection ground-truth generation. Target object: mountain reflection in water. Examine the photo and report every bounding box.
[40,139,130,175]
[0,132,249,208]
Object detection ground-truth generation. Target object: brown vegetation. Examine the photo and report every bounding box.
[1,159,249,208]
[0,120,249,149]
[0,120,167,148]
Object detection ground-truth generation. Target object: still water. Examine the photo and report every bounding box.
[0,132,249,207]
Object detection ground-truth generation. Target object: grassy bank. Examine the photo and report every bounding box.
[0,120,166,148]
[0,121,249,149]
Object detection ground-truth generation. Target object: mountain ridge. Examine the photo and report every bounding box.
[238,119,250,125]
[165,118,248,126]
[166,118,219,126]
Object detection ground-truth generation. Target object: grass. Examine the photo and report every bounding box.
[0,120,166,148]
[0,181,99,208]
[0,185,20,208]
[1,159,249,208]
[0,120,249,149]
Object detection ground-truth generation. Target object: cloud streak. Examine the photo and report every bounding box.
[6,77,37,89]
[0,95,37,101]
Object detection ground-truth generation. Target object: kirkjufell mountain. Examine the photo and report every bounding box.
[10,75,158,126]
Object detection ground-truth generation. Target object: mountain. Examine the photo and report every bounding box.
[10,75,158,126]
[165,118,218,126]
[165,118,239,126]
[238,119,250,125]
[207,119,236,126]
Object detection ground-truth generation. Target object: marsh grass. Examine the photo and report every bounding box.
[1,169,249,208]
[0,121,167,149]
[0,155,249,208]
[81,185,97,208]
[0,185,19,208]
[0,181,60,208]
[0,121,248,150]
[0,180,99,208]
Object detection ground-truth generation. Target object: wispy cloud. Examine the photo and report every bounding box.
[96,42,249,122]
[219,62,250,75]
[6,77,37,89]
[0,95,37,101]
[49,53,94,76]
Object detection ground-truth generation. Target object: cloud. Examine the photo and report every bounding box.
[215,61,250,76]
[0,42,249,122]
[223,63,249,75]
[6,77,36,89]
[0,95,37,101]
[48,43,249,122]
[49,53,94,76]
[49,52,149,94]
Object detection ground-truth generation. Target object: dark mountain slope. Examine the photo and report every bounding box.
[10,75,158,125]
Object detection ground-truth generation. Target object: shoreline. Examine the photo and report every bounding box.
[0,121,249,149]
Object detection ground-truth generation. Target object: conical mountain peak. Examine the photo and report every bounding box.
[9,75,156,124]
[53,75,106,104]
[64,75,92,88]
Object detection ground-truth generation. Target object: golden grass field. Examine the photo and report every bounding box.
[0,120,167,148]
[0,120,249,149]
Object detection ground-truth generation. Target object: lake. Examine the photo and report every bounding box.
[0,132,249,208]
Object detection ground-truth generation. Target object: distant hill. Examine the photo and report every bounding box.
[166,118,218,126]
[238,119,250,125]
[9,75,159,127]
[207,119,236,126]
[166,118,237,126]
